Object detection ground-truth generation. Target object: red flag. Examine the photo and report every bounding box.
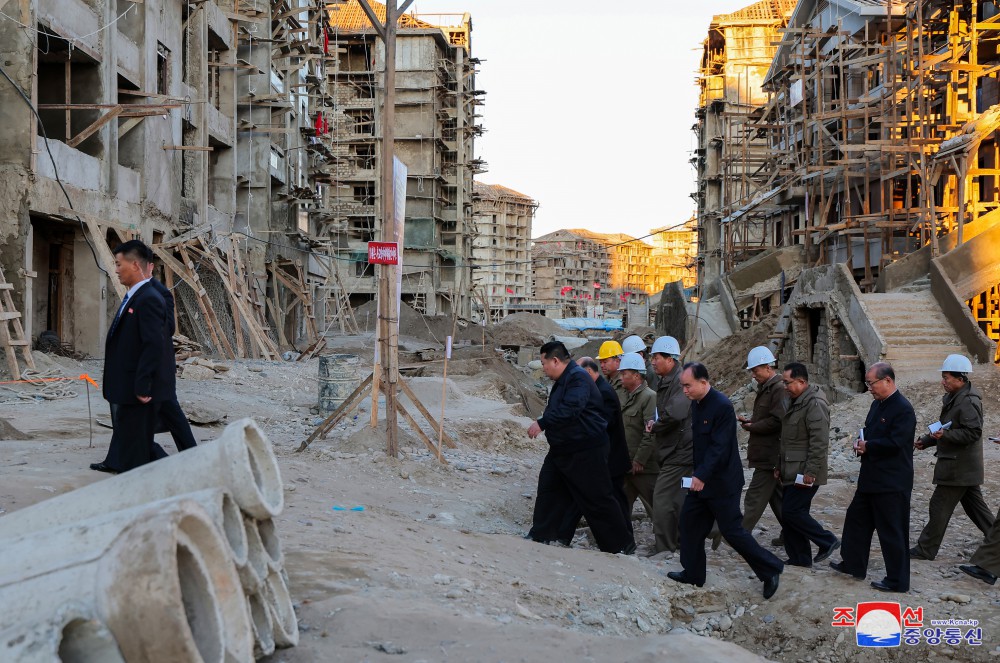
[505,287,514,294]
[324,29,330,55]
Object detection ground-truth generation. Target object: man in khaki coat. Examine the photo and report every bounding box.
[738,346,788,545]
[619,353,658,522]
[778,362,840,567]
[912,355,993,561]
[961,429,1000,585]
[646,336,692,555]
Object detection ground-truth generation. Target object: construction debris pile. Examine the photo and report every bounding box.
[0,419,294,662]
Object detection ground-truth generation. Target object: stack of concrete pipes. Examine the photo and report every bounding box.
[0,418,297,662]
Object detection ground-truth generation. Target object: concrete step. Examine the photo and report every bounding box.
[860,290,966,380]
[881,336,967,346]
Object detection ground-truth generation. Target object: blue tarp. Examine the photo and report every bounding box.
[553,317,623,331]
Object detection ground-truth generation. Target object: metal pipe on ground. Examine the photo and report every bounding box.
[0,499,253,663]
[0,419,284,543]
[0,603,126,663]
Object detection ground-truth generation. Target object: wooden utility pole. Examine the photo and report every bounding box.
[357,0,412,458]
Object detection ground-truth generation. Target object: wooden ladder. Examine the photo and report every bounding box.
[0,266,35,380]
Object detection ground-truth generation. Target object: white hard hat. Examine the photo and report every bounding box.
[746,346,776,369]
[622,335,646,354]
[651,336,681,356]
[619,352,646,373]
[940,354,973,373]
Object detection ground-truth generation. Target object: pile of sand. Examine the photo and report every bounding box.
[353,300,488,346]
[698,313,778,394]
[490,313,575,346]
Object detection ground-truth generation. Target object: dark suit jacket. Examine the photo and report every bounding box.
[859,389,916,493]
[690,387,744,499]
[148,278,175,335]
[537,362,608,455]
[595,375,631,478]
[103,282,176,405]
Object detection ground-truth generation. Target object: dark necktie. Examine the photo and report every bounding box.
[109,293,129,336]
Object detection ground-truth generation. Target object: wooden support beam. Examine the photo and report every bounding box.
[67,106,123,148]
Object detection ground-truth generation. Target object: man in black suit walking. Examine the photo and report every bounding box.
[667,362,784,599]
[91,240,175,473]
[830,362,916,592]
[143,256,197,452]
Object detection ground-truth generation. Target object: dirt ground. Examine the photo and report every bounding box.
[3,345,1000,662]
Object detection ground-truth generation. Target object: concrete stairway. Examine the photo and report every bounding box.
[860,277,966,384]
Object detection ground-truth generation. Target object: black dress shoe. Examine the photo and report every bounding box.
[763,573,780,599]
[814,539,841,563]
[89,462,118,474]
[666,571,704,587]
[829,561,864,579]
[909,546,933,561]
[871,579,904,593]
[960,564,998,586]
[619,541,637,555]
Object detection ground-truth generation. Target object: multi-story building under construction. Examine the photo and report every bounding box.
[470,183,537,323]
[694,0,1000,392]
[323,1,484,318]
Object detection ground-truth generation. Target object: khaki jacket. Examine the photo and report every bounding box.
[621,384,659,473]
[744,373,788,469]
[779,384,830,485]
[918,382,984,486]
[651,363,693,467]
[608,372,628,405]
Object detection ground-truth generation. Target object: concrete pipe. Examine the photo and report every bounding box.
[256,518,284,571]
[0,499,253,663]
[0,603,125,663]
[247,593,276,658]
[262,569,299,648]
[238,516,268,595]
[0,418,284,542]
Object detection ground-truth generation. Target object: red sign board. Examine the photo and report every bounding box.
[367,242,399,265]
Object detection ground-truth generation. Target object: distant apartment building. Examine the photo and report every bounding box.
[470,183,537,322]
[326,1,484,316]
[650,219,698,290]
[532,229,663,317]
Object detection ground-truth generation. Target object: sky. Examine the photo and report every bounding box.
[409,0,750,240]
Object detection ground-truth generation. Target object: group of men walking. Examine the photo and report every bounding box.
[526,335,1000,597]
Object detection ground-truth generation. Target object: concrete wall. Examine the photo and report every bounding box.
[772,263,884,399]
[929,220,1000,364]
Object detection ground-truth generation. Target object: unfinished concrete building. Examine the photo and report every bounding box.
[0,0,340,366]
[531,229,659,320]
[323,2,483,318]
[650,218,699,291]
[694,0,797,289]
[470,183,537,323]
[695,0,1000,393]
[532,230,612,318]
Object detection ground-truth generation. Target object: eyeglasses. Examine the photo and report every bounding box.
[865,376,888,388]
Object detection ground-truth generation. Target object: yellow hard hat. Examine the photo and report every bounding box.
[597,340,624,360]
